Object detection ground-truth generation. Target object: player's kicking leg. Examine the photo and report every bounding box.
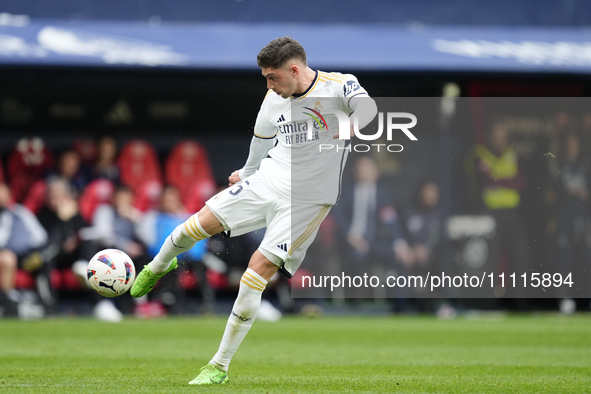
[130,206,223,297]
[132,202,279,385]
[189,249,279,385]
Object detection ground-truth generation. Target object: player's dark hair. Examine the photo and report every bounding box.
[257,36,307,69]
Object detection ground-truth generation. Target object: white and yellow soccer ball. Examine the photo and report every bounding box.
[87,249,136,298]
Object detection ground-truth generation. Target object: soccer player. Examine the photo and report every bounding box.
[130,36,378,385]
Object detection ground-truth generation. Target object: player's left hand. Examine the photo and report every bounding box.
[228,170,241,186]
[333,124,355,139]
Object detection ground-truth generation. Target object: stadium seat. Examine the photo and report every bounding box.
[78,179,115,222]
[15,269,36,290]
[178,268,228,290]
[178,270,198,290]
[13,268,84,292]
[7,137,54,202]
[117,139,162,191]
[23,179,47,214]
[0,154,4,184]
[73,139,97,164]
[206,269,228,290]
[165,140,216,212]
[45,268,83,291]
[132,179,163,212]
[58,268,83,290]
[182,180,217,213]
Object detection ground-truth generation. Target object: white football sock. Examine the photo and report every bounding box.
[148,214,211,274]
[210,268,267,371]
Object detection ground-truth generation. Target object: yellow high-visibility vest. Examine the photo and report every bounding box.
[474,145,520,209]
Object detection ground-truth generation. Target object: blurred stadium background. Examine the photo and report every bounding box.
[1,0,591,321]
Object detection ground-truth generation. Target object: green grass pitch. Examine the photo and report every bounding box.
[1,314,590,393]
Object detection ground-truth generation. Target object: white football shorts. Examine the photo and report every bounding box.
[205,172,331,275]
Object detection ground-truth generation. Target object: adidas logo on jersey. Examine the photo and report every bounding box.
[277,243,288,252]
[277,114,285,123]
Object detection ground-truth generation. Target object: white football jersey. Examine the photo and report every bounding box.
[252,70,369,205]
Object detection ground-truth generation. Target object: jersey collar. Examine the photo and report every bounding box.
[291,70,319,100]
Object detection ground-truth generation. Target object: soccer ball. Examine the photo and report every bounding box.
[87,249,136,298]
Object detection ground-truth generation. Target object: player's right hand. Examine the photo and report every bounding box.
[228,170,241,186]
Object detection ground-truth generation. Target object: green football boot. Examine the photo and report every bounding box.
[130,257,178,297]
[188,364,229,385]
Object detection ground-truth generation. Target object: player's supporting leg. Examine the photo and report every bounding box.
[149,214,210,274]
[131,207,223,297]
[189,250,279,385]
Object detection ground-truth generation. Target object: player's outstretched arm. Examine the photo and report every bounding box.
[332,97,378,139]
[233,135,276,184]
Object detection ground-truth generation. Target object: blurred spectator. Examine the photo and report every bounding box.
[7,137,54,203]
[51,149,89,194]
[25,149,89,214]
[581,112,591,161]
[332,156,412,298]
[403,180,443,270]
[36,178,123,321]
[90,134,120,183]
[401,180,445,313]
[136,185,212,314]
[0,183,48,317]
[81,185,144,260]
[79,185,152,317]
[551,132,591,296]
[547,111,576,179]
[473,123,530,288]
[36,178,88,269]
